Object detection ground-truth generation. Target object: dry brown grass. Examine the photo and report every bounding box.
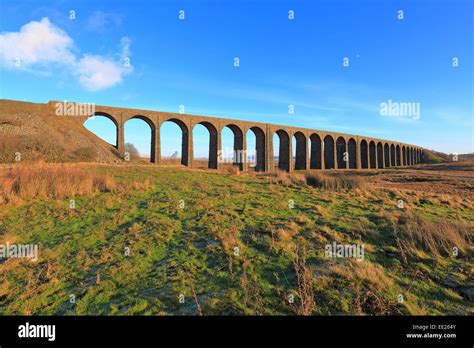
[292,247,317,315]
[272,169,306,187]
[273,169,292,186]
[276,221,300,241]
[291,173,307,185]
[222,165,240,176]
[332,260,394,291]
[271,170,368,191]
[329,260,401,315]
[0,161,116,205]
[393,212,473,256]
[305,172,367,190]
[0,134,22,162]
[128,178,151,190]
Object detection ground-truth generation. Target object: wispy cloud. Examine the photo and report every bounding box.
[85,10,122,32]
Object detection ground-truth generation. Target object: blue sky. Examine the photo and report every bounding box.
[0,0,472,157]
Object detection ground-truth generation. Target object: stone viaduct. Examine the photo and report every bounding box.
[51,101,424,172]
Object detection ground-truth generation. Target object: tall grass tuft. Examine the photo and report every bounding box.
[393,213,473,256]
[305,172,367,190]
[0,161,116,205]
[272,169,306,186]
[292,247,317,315]
[222,165,240,176]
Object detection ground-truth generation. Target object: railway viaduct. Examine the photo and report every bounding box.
[51,101,423,172]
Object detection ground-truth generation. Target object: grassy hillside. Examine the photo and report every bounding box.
[0,100,121,163]
[422,149,452,164]
[0,163,472,315]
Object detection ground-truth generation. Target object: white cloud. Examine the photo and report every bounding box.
[0,17,133,91]
[76,54,131,91]
[0,18,74,68]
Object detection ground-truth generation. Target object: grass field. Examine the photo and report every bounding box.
[0,161,472,315]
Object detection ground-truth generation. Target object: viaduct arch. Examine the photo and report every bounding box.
[56,101,423,172]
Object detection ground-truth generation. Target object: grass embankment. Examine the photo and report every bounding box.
[0,163,472,315]
[422,149,451,164]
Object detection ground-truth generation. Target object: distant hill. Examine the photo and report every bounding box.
[0,100,121,163]
[422,149,473,164]
[422,149,452,163]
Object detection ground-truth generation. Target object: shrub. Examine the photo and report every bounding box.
[124,143,140,159]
